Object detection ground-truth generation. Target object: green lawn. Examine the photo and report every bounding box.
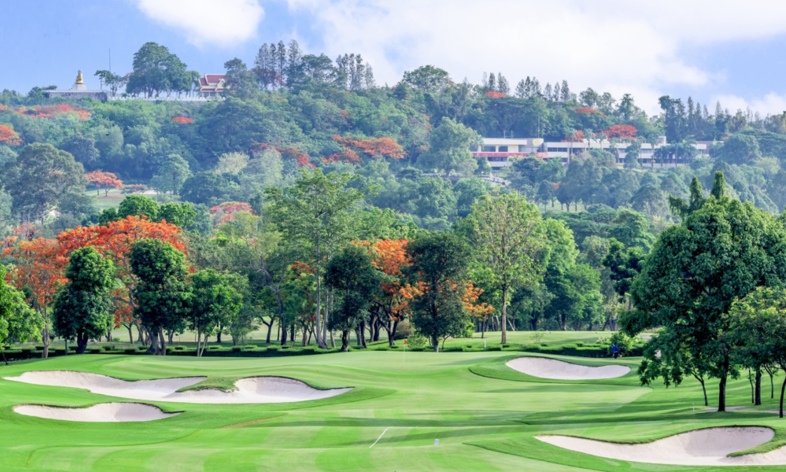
[0,350,783,471]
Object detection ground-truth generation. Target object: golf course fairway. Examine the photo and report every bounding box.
[2,350,786,471]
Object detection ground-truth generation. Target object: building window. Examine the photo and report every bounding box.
[482,145,496,152]
[498,146,508,152]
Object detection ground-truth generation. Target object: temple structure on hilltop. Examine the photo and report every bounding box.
[46,70,108,101]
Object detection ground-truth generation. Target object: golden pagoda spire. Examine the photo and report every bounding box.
[76,70,84,85]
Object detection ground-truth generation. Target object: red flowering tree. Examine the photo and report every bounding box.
[605,124,637,140]
[85,171,124,196]
[485,91,507,99]
[172,116,195,124]
[329,136,405,163]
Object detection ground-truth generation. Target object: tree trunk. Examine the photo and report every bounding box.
[358,320,367,348]
[699,378,708,407]
[388,320,399,347]
[41,325,50,359]
[76,332,88,354]
[755,368,762,406]
[216,328,222,344]
[748,369,754,404]
[718,375,727,412]
[781,376,786,418]
[148,327,159,354]
[280,321,288,345]
[127,325,133,344]
[341,330,349,352]
[168,331,174,345]
[266,318,273,344]
[501,285,508,344]
[432,336,439,352]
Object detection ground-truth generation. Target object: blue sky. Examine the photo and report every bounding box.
[3,0,786,116]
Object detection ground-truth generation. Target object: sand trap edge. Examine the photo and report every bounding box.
[535,426,784,466]
[13,402,182,422]
[505,357,631,380]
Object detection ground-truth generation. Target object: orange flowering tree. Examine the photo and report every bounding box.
[0,124,22,146]
[328,136,405,164]
[2,237,68,358]
[85,171,124,196]
[57,216,185,343]
[359,239,414,346]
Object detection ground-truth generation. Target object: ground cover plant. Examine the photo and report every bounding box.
[3,345,786,471]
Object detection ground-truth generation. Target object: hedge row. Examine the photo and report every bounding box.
[1,341,643,361]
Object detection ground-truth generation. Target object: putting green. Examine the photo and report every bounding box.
[1,351,784,471]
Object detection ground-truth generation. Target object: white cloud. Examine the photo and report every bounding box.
[287,0,786,114]
[135,0,264,47]
[712,93,786,117]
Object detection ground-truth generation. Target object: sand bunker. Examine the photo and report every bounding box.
[537,427,786,466]
[5,371,351,404]
[506,357,630,380]
[14,402,178,422]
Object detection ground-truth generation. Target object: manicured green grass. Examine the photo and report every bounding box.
[1,350,784,471]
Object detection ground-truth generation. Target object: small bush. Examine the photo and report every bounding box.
[407,334,428,349]
[487,346,502,351]
[89,348,102,354]
[173,346,186,351]
[125,348,137,354]
[576,342,584,347]
[102,345,114,351]
[137,346,147,351]
[231,346,242,352]
[394,320,413,339]
[34,345,45,351]
[208,346,221,351]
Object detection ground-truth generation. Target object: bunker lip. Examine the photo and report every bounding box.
[536,426,786,466]
[4,371,352,404]
[505,357,630,380]
[13,402,179,422]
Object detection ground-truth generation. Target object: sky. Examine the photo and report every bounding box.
[3,0,786,116]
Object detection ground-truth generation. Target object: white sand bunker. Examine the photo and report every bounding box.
[537,427,786,466]
[14,402,178,422]
[506,357,629,380]
[5,371,351,404]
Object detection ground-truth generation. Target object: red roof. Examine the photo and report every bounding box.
[204,74,226,85]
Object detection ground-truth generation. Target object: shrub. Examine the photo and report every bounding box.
[89,348,102,354]
[124,348,137,354]
[231,346,242,352]
[102,345,114,351]
[407,333,428,349]
[394,320,412,339]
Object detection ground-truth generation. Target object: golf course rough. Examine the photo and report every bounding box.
[4,371,352,403]
[505,356,630,380]
[14,402,179,422]
[537,426,786,466]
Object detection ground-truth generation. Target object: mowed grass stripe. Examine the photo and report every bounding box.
[3,347,786,470]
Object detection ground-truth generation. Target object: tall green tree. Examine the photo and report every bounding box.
[0,266,41,364]
[726,287,786,417]
[126,42,191,97]
[468,193,546,343]
[266,169,365,348]
[52,247,115,354]
[2,143,87,224]
[189,269,242,357]
[150,153,192,195]
[129,239,192,355]
[326,245,382,351]
[629,174,786,411]
[407,232,472,351]
[419,117,481,176]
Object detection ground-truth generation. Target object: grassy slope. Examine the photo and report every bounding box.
[1,349,783,471]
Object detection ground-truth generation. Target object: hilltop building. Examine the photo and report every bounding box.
[473,137,711,169]
[198,74,227,97]
[45,70,108,101]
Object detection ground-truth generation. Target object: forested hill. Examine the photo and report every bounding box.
[2,39,786,238]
